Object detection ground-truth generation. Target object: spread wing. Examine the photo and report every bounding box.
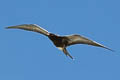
[6,24,50,36]
[66,34,114,51]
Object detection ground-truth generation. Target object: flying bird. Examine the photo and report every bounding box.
[6,24,113,59]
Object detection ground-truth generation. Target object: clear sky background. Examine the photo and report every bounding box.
[0,0,120,80]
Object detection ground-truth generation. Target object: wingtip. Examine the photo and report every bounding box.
[104,47,115,52]
[5,26,15,29]
[90,41,115,52]
[5,27,9,29]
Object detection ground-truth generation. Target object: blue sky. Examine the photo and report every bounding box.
[0,0,120,80]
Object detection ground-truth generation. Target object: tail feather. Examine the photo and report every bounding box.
[63,48,74,60]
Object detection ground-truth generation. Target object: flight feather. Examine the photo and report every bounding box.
[66,35,113,51]
[6,24,50,36]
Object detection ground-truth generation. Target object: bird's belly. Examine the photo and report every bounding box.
[57,47,63,51]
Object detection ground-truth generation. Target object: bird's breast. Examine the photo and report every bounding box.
[48,36,68,47]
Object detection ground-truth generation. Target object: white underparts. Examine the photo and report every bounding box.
[57,47,63,51]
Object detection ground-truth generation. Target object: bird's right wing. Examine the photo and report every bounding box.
[6,24,50,36]
[66,34,114,51]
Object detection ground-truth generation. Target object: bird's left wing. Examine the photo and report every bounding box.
[66,34,113,51]
[6,24,50,36]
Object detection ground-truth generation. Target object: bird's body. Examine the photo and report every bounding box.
[6,24,113,59]
[48,34,66,47]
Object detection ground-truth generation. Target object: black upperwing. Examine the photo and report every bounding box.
[6,24,50,36]
[65,34,114,51]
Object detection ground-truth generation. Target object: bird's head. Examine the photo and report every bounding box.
[49,33,58,37]
[48,33,60,41]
